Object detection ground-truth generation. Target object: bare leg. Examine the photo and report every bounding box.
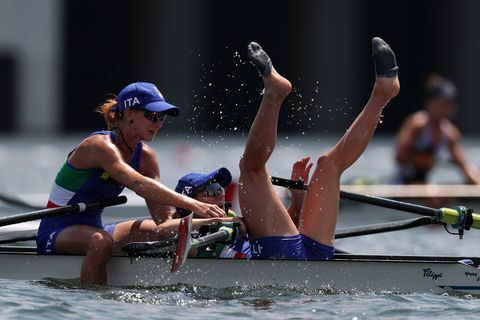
[56,225,113,286]
[111,220,159,254]
[239,42,296,240]
[299,37,400,247]
[111,217,240,254]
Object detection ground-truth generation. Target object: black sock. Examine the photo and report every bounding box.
[248,42,273,77]
[372,37,399,78]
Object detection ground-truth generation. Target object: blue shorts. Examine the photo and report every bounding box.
[36,223,116,255]
[250,234,334,260]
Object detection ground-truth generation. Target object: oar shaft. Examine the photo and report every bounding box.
[335,216,435,239]
[191,229,230,249]
[270,176,480,230]
[339,190,438,217]
[270,176,439,216]
[0,194,42,210]
[0,196,127,227]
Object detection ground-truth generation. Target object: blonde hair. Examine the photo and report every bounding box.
[96,96,121,130]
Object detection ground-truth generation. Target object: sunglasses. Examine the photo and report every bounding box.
[196,183,224,197]
[143,110,167,124]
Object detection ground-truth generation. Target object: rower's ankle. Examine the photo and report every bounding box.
[373,76,400,101]
[263,70,292,100]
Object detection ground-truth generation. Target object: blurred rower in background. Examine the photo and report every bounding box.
[393,74,480,185]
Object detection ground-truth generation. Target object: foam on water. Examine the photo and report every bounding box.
[2,279,480,320]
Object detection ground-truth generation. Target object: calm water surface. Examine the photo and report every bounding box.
[2,134,480,319]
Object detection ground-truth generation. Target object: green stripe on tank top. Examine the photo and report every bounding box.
[54,161,94,192]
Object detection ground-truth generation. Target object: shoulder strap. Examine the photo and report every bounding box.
[130,142,143,170]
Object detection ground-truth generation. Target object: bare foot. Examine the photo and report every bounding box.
[374,77,400,102]
[372,37,400,101]
[264,68,292,100]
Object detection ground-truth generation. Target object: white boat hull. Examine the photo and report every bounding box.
[1,249,480,295]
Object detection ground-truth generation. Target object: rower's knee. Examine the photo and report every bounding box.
[239,157,266,175]
[155,225,177,240]
[315,154,341,177]
[87,232,113,261]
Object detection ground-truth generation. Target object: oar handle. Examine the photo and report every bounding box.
[191,228,233,249]
[270,176,307,190]
[0,196,127,227]
[171,214,239,272]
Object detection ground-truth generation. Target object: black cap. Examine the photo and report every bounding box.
[425,77,457,101]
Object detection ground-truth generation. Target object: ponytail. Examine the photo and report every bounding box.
[96,95,121,130]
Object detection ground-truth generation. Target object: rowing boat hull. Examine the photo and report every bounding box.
[1,250,480,295]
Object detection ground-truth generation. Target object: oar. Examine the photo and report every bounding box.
[0,229,37,244]
[270,176,480,232]
[335,216,435,239]
[0,196,127,227]
[122,216,435,254]
[122,237,178,256]
[171,214,237,272]
[0,193,42,210]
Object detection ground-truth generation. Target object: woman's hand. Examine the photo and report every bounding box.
[190,200,226,218]
[201,216,243,225]
[225,217,247,238]
[290,156,313,195]
[287,156,312,225]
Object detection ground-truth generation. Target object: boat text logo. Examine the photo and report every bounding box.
[464,271,480,282]
[422,268,443,280]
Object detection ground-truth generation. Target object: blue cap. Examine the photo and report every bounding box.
[116,82,179,116]
[174,167,232,216]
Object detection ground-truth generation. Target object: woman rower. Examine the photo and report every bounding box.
[173,167,251,259]
[170,159,312,259]
[239,38,400,260]
[393,74,480,184]
[36,82,230,285]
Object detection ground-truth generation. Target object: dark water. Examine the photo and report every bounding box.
[2,279,480,320]
[2,134,480,319]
